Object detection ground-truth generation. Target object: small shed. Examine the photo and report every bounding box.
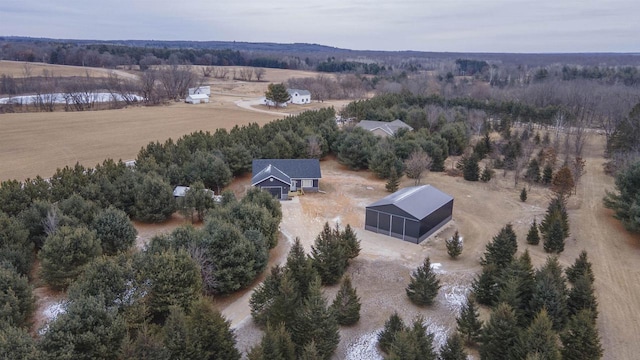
[365,185,453,244]
[186,94,210,104]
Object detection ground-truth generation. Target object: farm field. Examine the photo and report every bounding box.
[0,63,347,181]
[0,60,136,79]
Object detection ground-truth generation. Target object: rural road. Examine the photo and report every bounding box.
[233,98,288,116]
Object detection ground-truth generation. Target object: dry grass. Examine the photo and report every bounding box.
[0,60,134,79]
[0,64,348,181]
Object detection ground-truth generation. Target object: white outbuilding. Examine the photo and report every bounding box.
[185,93,210,104]
[287,89,311,104]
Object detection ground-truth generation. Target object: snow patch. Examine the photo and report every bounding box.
[43,301,65,320]
[345,331,384,360]
[332,216,342,226]
[441,283,471,314]
[423,318,450,351]
[430,262,446,274]
[38,300,67,335]
[0,92,143,104]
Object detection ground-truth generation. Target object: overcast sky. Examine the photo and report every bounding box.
[1,0,638,53]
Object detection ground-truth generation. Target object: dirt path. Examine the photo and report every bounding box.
[570,137,640,360]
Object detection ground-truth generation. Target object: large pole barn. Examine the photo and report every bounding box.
[365,185,453,244]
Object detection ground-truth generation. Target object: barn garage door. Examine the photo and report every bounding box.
[378,213,391,234]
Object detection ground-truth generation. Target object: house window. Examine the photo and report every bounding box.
[302,180,313,188]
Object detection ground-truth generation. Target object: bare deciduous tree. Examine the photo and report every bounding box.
[188,245,219,296]
[254,68,266,81]
[306,135,323,159]
[404,149,432,185]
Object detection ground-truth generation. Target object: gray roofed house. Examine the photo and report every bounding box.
[355,119,413,137]
[251,159,321,200]
[365,185,453,243]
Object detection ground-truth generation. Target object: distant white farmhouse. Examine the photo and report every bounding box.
[356,119,414,137]
[185,86,211,104]
[287,89,311,104]
[262,88,311,107]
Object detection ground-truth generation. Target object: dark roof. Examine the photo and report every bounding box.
[252,159,322,181]
[251,164,292,186]
[355,119,413,136]
[367,185,453,219]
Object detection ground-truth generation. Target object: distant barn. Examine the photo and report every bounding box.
[365,185,453,244]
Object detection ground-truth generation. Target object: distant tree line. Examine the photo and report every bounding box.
[317,59,386,75]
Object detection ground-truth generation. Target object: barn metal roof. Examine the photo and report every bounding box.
[252,159,321,181]
[367,185,453,220]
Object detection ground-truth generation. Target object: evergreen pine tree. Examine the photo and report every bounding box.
[185,298,241,360]
[285,237,317,299]
[566,250,595,285]
[479,303,520,360]
[456,296,483,345]
[520,187,528,202]
[521,309,561,360]
[299,341,321,360]
[530,257,568,331]
[439,332,467,360]
[543,217,565,253]
[39,295,126,360]
[472,264,500,306]
[560,310,603,360]
[445,230,463,259]
[567,274,598,321]
[248,322,296,360]
[497,276,522,321]
[330,275,361,326]
[542,165,553,185]
[163,306,189,358]
[250,265,285,326]
[406,257,441,306]
[268,272,301,331]
[457,155,480,181]
[378,312,406,354]
[525,158,541,183]
[481,223,518,270]
[526,219,540,245]
[386,330,417,360]
[499,251,537,326]
[409,316,437,360]
[310,223,347,285]
[540,196,570,238]
[480,164,494,182]
[290,278,339,360]
[386,167,400,193]
[340,224,361,261]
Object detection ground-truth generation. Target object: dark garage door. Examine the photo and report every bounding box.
[264,187,282,199]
